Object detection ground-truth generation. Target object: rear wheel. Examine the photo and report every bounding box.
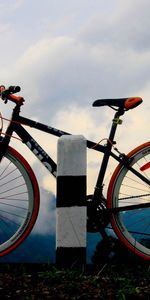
[0,146,40,256]
[108,142,150,259]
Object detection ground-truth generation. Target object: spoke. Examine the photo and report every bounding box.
[0,209,26,219]
[0,218,11,242]
[0,183,26,195]
[128,230,150,237]
[0,167,18,181]
[3,192,28,198]
[112,147,150,257]
[0,150,35,254]
[124,214,150,229]
[0,197,28,201]
[142,221,150,236]
[119,193,150,201]
[0,175,23,188]
[0,214,20,227]
[126,175,149,188]
[0,202,28,210]
[122,183,149,193]
[0,161,12,178]
[113,201,150,212]
[123,207,149,218]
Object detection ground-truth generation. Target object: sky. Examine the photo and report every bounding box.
[0,0,150,241]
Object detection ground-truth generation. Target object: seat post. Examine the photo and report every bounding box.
[108,107,124,142]
[93,107,125,202]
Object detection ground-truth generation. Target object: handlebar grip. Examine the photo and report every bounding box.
[0,85,24,105]
[8,86,21,94]
[0,85,21,97]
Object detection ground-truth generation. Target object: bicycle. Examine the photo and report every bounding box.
[0,85,150,260]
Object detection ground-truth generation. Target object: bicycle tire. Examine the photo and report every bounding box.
[107,141,150,260]
[0,146,40,256]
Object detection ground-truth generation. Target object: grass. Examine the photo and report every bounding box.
[0,236,150,299]
[0,261,149,299]
[0,237,150,299]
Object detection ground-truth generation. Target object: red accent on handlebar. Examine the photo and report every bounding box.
[8,94,25,105]
[0,85,5,93]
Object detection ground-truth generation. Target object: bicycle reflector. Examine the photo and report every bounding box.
[140,162,150,171]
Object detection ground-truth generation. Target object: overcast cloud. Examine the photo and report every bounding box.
[0,0,150,235]
[1,0,150,112]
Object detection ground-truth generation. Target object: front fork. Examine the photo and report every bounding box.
[0,104,21,162]
[0,136,10,162]
[0,118,15,161]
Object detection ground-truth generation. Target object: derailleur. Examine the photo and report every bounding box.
[87,194,110,233]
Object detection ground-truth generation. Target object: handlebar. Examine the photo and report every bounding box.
[0,85,24,105]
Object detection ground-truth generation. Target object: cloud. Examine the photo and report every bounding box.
[0,0,150,127]
[80,0,150,52]
[0,0,24,14]
[2,36,111,119]
[1,0,150,261]
[2,34,150,124]
[0,0,149,200]
[32,188,56,235]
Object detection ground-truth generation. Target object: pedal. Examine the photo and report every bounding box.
[86,194,110,232]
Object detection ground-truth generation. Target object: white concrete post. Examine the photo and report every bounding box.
[56,135,86,267]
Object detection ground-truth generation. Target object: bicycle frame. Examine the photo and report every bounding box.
[1,104,150,208]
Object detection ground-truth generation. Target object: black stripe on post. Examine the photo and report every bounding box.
[57,176,86,207]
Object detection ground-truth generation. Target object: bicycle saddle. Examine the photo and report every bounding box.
[92,97,143,110]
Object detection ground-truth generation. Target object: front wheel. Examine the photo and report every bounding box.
[108,142,150,260]
[0,146,40,256]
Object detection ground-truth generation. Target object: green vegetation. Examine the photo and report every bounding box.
[0,262,149,299]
